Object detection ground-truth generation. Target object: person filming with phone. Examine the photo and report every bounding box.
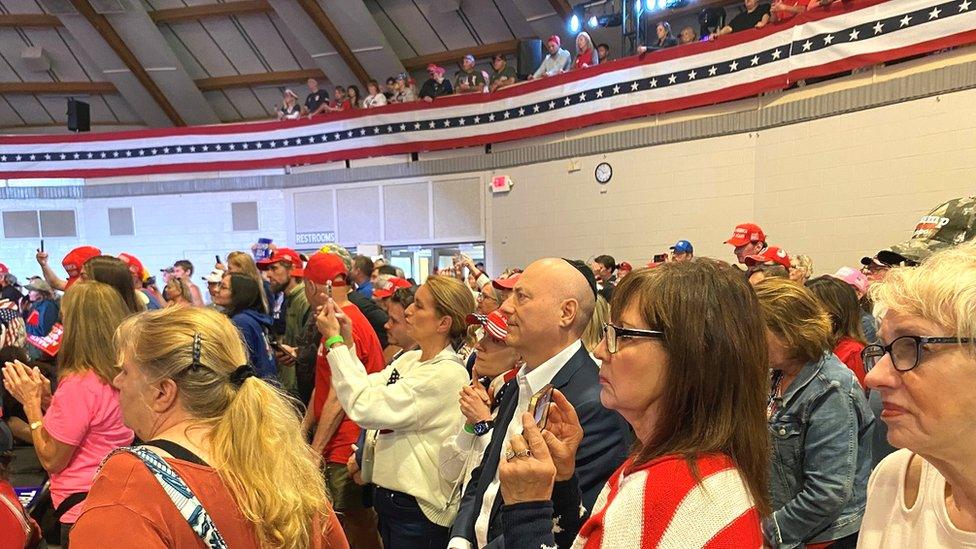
[496,259,771,547]
[448,258,630,549]
[316,273,473,549]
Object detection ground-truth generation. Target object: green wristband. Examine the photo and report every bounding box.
[463,423,475,434]
[324,335,344,348]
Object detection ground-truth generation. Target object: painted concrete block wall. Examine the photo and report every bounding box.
[0,190,287,284]
[486,88,976,276]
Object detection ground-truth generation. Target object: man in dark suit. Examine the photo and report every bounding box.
[448,258,630,549]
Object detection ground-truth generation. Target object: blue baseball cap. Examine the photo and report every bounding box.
[670,240,694,254]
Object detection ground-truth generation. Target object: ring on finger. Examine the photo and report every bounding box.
[516,449,531,458]
[505,450,517,461]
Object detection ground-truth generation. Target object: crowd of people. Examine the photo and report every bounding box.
[274,0,841,122]
[0,203,974,548]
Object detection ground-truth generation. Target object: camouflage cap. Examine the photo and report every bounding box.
[317,244,353,272]
[878,196,976,265]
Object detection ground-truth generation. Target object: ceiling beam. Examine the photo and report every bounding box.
[401,39,521,72]
[294,0,370,86]
[0,13,62,27]
[148,0,272,24]
[548,0,573,18]
[0,81,116,94]
[68,0,184,126]
[195,69,326,92]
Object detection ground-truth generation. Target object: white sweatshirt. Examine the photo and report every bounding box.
[327,344,469,526]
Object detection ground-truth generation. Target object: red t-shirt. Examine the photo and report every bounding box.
[313,301,386,464]
[834,337,867,389]
[70,452,349,548]
[0,482,28,549]
[772,0,805,22]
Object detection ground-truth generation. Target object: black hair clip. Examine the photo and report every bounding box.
[188,333,204,371]
[229,365,255,387]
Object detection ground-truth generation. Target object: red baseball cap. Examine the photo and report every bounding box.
[745,246,791,269]
[491,273,521,291]
[117,253,146,281]
[547,35,561,47]
[303,252,348,286]
[617,262,633,273]
[373,276,412,299]
[466,309,509,341]
[725,223,767,247]
[257,247,305,277]
[0,264,8,275]
[62,245,101,288]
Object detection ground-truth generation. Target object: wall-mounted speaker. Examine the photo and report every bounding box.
[67,99,90,132]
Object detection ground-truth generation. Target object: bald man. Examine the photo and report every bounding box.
[449,258,630,549]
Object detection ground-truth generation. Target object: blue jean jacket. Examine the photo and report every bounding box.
[764,352,875,548]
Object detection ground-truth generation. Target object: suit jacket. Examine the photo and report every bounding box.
[450,345,631,547]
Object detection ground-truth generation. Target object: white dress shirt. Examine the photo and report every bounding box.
[448,339,583,549]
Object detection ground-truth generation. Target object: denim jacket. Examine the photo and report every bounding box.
[764,352,875,548]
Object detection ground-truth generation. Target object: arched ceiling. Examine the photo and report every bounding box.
[0,0,722,132]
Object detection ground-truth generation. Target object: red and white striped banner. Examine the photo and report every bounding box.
[2,0,975,179]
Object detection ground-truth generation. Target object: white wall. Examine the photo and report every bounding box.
[3,86,976,283]
[485,88,976,275]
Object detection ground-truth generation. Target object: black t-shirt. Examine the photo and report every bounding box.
[490,65,517,85]
[728,4,771,32]
[419,78,454,99]
[305,90,328,113]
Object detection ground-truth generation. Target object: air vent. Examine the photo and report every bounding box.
[231,202,259,231]
[21,47,51,73]
[2,211,41,238]
[38,0,78,15]
[89,0,129,14]
[39,210,77,237]
[108,207,134,236]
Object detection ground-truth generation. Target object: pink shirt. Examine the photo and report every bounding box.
[44,370,133,523]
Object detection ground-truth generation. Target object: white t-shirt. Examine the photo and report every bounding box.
[858,449,976,548]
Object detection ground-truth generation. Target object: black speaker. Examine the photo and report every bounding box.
[67,99,90,132]
[517,39,544,80]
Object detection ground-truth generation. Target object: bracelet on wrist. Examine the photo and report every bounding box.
[324,335,345,348]
[463,423,475,434]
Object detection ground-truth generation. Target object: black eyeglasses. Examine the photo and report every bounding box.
[862,336,972,372]
[602,323,665,354]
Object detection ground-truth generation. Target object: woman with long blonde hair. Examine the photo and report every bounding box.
[68,306,347,548]
[225,251,270,314]
[317,274,474,548]
[3,281,134,546]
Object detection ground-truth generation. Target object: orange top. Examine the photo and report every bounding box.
[69,451,349,548]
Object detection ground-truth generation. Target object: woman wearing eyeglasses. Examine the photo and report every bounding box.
[754,278,874,549]
[857,243,976,547]
[496,259,769,548]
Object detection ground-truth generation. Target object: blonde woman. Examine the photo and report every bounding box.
[163,278,192,307]
[790,254,814,283]
[225,251,270,314]
[574,31,598,69]
[582,293,610,353]
[2,282,134,545]
[68,306,347,548]
[317,275,473,549]
[859,243,976,547]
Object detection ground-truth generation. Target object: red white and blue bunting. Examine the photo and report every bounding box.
[2,0,975,179]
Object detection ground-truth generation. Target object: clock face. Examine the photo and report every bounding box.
[595,162,612,183]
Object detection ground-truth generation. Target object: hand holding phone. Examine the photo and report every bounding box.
[528,383,554,430]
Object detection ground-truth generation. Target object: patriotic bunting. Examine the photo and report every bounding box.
[2,0,975,179]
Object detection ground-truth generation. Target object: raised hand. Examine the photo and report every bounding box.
[499,412,557,504]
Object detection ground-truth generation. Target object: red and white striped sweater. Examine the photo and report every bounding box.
[572,453,762,549]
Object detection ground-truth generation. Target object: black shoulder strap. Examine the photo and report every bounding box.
[141,439,209,467]
[53,491,88,520]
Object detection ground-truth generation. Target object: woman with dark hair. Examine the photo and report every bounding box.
[82,256,144,314]
[497,259,769,547]
[806,275,868,388]
[755,278,874,548]
[211,273,277,380]
[346,85,362,110]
